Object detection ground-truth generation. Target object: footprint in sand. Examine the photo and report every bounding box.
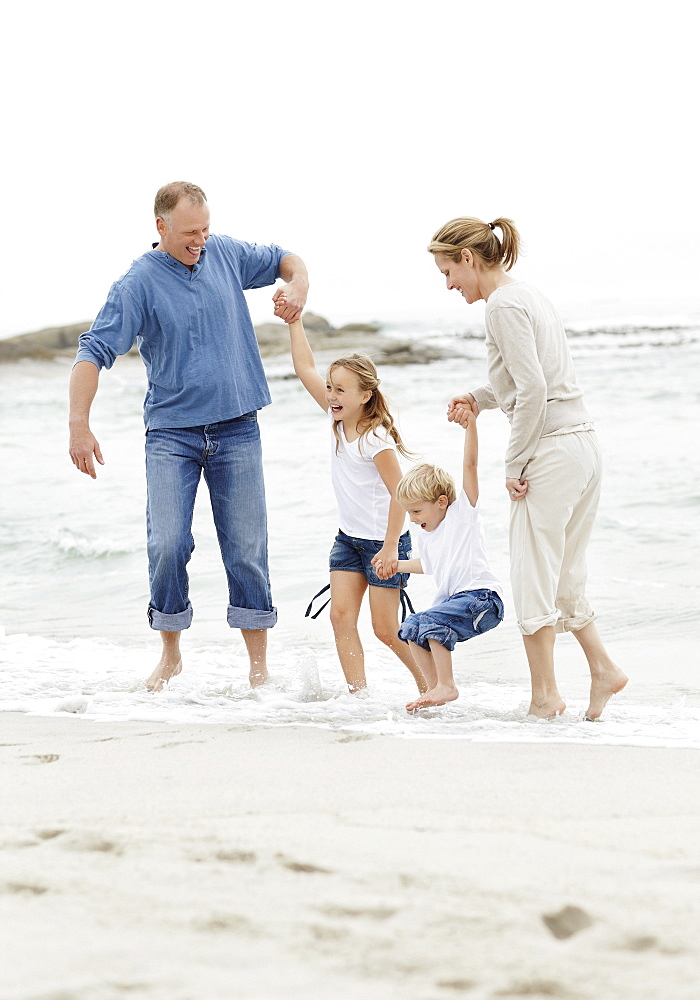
[214,849,257,864]
[542,904,593,939]
[277,855,332,874]
[62,832,123,855]
[3,881,49,895]
[197,913,257,934]
[22,754,59,765]
[35,829,66,841]
[320,904,396,920]
[157,740,207,749]
[622,935,658,951]
[495,979,570,997]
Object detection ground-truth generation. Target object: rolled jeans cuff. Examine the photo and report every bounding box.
[148,603,193,632]
[227,605,278,630]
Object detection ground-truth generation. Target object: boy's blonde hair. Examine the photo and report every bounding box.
[396,462,456,506]
[328,354,413,458]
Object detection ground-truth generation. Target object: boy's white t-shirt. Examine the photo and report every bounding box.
[330,412,396,540]
[418,490,503,606]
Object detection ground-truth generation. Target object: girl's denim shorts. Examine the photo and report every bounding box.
[399,589,504,651]
[329,529,411,589]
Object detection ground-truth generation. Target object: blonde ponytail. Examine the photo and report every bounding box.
[428,216,521,271]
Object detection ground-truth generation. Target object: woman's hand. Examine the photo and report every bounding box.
[506,477,527,501]
[447,394,478,427]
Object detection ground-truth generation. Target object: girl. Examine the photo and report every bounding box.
[286,317,426,695]
[429,216,628,720]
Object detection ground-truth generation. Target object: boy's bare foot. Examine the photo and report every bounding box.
[146,658,182,692]
[406,683,459,712]
[584,667,628,721]
[526,697,566,719]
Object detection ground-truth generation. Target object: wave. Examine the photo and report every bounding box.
[2,629,699,748]
[49,527,141,558]
[564,319,700,350]
[386,313,700,349]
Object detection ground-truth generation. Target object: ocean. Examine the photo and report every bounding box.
[2,309,699,747]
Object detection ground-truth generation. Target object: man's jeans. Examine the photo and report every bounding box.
[144,413,277,632]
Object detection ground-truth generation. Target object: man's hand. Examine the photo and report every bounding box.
[69,425,105,479]
[272,285,306,323]
[447,394,478,427]
[506,476,527,501]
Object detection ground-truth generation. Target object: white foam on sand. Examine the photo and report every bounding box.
[1,628,698,748]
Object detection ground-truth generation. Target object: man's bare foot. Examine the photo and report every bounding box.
[584,666,628,721]
[146,658,182,692]
[527,697,566,719]
[406,683,459,712]
[249,666,269,688]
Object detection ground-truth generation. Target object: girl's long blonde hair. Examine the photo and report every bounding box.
[328,354,413,458]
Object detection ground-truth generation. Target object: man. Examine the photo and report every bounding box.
[69,181,308,691]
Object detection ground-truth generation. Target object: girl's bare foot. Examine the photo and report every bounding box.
[348,680,368,695]
[249,666,269,688]
[527,697,566,719]
[585,666,628,720]
[145,658,182,692]
[406,683,459,712]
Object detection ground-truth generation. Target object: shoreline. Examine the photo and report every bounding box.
[2,715,698,998]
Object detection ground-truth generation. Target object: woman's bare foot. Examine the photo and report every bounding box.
[406,683,459,712]
[585,666,628,720]
[527,696,566,719]
[145,657,182,692]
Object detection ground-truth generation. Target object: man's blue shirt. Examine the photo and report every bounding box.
[75,234,289,429]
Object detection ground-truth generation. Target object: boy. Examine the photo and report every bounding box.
[372,409,503,711]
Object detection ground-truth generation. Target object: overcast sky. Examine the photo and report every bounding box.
[2,0,697,338]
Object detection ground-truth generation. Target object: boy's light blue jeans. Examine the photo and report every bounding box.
[144,413,277,632]
[398,589,503,652]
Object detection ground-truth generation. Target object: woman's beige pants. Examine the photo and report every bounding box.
[510,427,601,635]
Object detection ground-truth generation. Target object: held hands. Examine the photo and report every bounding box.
[371,549,399,581]
[446,393,526,500]
[69,425,105,479]
[447,394,478,428]
[272,287,305,323]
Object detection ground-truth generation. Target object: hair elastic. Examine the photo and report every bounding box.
[488,222,496,231]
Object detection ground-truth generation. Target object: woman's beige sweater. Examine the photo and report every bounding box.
[471,282,591,480]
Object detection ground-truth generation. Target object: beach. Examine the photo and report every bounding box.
[2,310,700,996]
[2,715,699,999]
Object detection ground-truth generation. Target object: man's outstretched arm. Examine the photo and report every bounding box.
[69,361,104,479]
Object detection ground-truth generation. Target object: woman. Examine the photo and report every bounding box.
[430,216,627,719]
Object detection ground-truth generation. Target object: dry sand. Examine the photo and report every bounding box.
[1,715,698,1000]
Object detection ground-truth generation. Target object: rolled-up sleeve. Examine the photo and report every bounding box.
[235,240,289,290]
[74,283,144,370]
